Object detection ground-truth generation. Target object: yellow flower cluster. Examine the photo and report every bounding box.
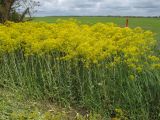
[0,20,159,70]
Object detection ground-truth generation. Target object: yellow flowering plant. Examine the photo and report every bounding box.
[0,20,159,70]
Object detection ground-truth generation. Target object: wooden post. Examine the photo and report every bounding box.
[126,16,129,27]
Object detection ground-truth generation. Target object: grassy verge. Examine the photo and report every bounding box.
[0,88,103,120]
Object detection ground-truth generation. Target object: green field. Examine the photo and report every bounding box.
[33,16,160,40]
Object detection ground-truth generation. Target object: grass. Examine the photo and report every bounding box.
[1,53,160,119]
[0,88,102,120]
[33,16,160,40]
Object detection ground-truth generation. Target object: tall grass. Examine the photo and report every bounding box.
[1,51,160,119]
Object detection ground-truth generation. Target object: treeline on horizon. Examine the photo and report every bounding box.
[36,15,160,18]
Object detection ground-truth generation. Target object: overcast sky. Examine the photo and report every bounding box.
[34,0,160,16]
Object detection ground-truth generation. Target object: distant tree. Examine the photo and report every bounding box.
[0,0,40,23]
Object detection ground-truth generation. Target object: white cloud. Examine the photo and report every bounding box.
[34,0,160,16]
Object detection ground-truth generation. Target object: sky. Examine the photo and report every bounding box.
[34,0,160,16]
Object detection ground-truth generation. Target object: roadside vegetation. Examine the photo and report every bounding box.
[0,20,160,119]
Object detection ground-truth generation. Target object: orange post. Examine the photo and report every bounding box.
[126,17,129,27]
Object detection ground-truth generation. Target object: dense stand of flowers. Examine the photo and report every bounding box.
[0,20,159,71]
